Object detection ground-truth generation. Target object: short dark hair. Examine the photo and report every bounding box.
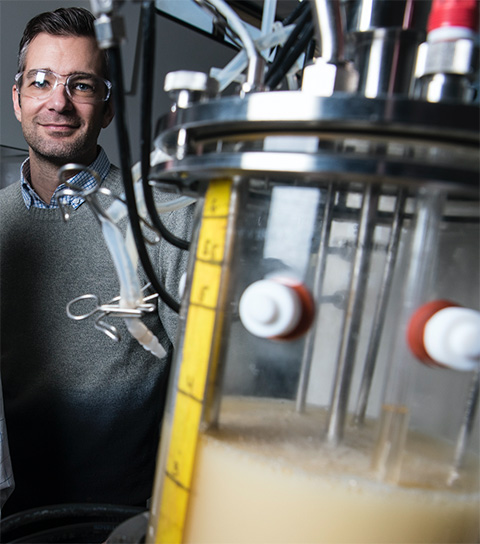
[17,7,108,76]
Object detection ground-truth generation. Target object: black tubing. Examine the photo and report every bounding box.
[282,0,310,26]
[266,20,314,89]
[108,45,180,313]
[140,1,190,251]
[265,3,312,87]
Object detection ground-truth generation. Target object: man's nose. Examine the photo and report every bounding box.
[46,81,74,110]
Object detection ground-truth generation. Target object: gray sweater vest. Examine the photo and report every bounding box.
[0,166,193,514]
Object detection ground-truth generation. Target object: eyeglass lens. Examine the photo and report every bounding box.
[17,70,110,103]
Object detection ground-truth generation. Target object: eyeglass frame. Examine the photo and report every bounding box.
[14,69,112,104]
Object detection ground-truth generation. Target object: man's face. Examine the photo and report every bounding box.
[12,33,114,166]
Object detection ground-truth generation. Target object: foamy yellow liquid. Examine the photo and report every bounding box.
[176,397,479,544]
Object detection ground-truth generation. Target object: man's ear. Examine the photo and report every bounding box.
[12,85,22,122]
[102,99,114,129]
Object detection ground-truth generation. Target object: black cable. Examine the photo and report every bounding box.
[265,3,311,87]
[282,0,310,26]
[272,2,311,66]
[304,36,317,65]
[108,45,180,313]
[266,4,311,85]
[302,36,317,79]
[140,1,191,251]
[265,20,314,89]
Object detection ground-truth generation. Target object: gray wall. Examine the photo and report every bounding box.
[0,0,235,182]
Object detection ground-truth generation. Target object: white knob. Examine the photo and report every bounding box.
[239,279,302,338]
[164,71,218,94]
[424,307,480,371]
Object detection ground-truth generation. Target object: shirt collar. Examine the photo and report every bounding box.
[20,147,111,210]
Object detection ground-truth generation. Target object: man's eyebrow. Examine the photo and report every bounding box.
[68,71,99,78]
[25,68,99,77]
[24,68,46,76]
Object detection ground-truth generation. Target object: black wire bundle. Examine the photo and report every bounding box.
[282,0,310,26]
[140,1,190,252]
[264,1,315,90]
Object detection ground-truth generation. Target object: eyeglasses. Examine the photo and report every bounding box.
[15,69,112,104]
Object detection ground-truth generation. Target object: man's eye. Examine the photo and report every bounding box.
[31,79,50,89]
[71,80,95,94]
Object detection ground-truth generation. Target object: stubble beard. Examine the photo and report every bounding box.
[23,122,100,167]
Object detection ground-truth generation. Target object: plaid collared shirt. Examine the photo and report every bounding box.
[20,148,111,210]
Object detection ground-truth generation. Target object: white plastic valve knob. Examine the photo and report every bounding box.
[239,279,302,339]
[423,306,480,372]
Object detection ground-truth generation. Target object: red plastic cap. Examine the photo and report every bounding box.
[273,278,315,341]
[428,0,479,32]
[406,299,458,367]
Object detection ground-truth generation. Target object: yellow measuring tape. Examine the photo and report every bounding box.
[155,179,233,543]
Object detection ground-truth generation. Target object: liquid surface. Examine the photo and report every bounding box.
[182,397,479,544]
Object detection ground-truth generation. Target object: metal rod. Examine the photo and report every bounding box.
[448,369,480,486]
[353,188,407,425]
[310,0,346,63]
[326,183,380,444]
[296,183,335,412]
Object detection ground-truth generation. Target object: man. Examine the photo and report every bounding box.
[0,7,190,516]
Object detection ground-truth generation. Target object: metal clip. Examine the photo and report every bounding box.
[66,291,157,342]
